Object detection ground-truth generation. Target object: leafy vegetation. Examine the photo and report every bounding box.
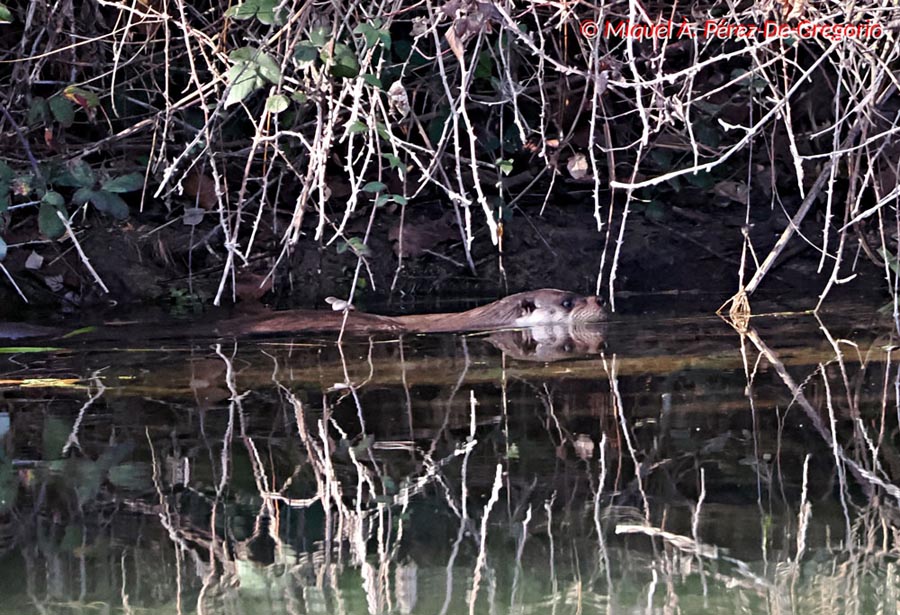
[0,0,896,314]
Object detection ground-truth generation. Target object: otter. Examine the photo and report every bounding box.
[0,290,606,340]
[228,289,606,336]
[486,323,607,361]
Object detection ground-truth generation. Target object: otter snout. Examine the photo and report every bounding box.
[572,295,607,322]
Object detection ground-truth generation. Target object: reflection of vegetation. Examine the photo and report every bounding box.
[0,313,898,612]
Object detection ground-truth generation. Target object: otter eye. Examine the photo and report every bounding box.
[561,298,574,310]
[563,343,574,353]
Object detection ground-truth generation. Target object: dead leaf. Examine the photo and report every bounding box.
[182,169,218,210]
[567,153,590,180]
[388,80,410,118]
[25,251,44,270]
[182,208,204,226]
[325,296,354,311]
[713,180,749,204]
[445,27,464,62]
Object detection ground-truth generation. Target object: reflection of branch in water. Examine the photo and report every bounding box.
[739,324,900,507]
[469,463,503,615]
[62,370,107,456]
[602,353,649,523]
[592,433,611,588]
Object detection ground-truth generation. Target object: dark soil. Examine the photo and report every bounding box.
[0,186,887,320]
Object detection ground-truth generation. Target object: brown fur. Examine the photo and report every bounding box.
[227,289,606,336]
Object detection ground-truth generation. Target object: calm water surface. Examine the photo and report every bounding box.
[0,302,897,614]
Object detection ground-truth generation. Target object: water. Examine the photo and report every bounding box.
[0,304,897,614]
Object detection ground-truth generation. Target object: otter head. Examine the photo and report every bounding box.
[513,290,606,327]
[488,324,607,361]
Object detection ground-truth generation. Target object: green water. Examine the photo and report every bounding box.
[0,305,897,614]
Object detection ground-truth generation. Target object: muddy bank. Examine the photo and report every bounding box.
[0,190,887,317]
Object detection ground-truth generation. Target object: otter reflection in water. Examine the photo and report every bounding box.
[485,323,607,362]
[230,289,606,336]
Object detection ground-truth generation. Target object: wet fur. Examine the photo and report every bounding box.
[229,289,605,336]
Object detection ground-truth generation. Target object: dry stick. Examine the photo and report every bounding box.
[733,120,865,305]
[611,40,840,191]
[55,211,109,293]
[0,264,28,303]
[587,33,604,232]
[428,3,476,261]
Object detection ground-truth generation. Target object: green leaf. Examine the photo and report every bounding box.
[265,94,290,114]
[474,50,493,80]
[0,188,8,214]
[0,162,12,182]
[427,111,449,145]
[101,173,143,193]
[0,236,6,261]
[255,52,282,83]
[361,181,386,193]
[225,63,264,108]
[254,0,281,25]
[39,201,66,239]
[229,47,257,61]
[49,96,74,128]
[0,346,62,353]
[89,190,129,219]
[72,187,94,206]
[27,97,49,125]
[375,194,389,207]
[63,86,100,109]
[348,121,368,134]
[340,237,371,257]
[330,43,359,78]
[354,21,390,50]
[684,171,714,190]
[354,22,380,48]
[224,49,280,107]
[225,0,259,20]
[42,191,64,208]
[0,4,13,24]
[382,153,401,169]
[53,160,95,188]
[362,74,382,88]
[61,326,97,339]
[293,41,318,64]
[497,158,513,176]
[392,195,408,205]
[308,26,329,47]
[378,30,391,51]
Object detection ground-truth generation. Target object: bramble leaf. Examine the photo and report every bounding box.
[101,173,143,193]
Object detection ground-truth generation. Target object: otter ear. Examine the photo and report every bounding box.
[519,298,536,316]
